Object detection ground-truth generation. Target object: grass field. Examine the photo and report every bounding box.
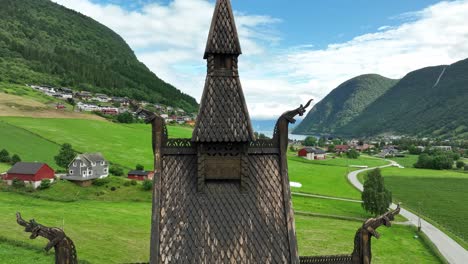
[389,155,419,168]
[0,191,441,264]
[1,176,153,202]
[0,163,11,173]
[0,238,54,264]
[295,215,441,263]
[293,195,371,219]
[288,155,388,199]
[0,117,192,169]
[0,121,61,168]
[380,167,468,249]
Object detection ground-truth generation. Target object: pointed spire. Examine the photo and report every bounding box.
[204,0,242,59]
[192,0,254,143]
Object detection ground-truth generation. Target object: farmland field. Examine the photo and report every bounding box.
[0,117,192,169]
[296,215,441,263]
[0,238,54,264]
[0,121,61,168]
[0,191,442,264]
[381,167,468,249]
[288,155,388,199]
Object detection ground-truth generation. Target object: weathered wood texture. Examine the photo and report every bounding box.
[16,212,78,264]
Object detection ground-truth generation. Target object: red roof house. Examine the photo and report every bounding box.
[335,145,350,153]
[127,170,154,181]
[4,162,55,189]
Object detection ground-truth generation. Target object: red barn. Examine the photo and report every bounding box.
[128,170,154,181]
[4,162,55,189]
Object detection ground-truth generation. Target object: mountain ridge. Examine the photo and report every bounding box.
[294,58,468,139]
[0,0,198,112]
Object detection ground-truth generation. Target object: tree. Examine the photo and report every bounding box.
[109,165,124,176]
[303,136,317,147]
[318,137,327,147]
[456,160,465,169]
[54,144,75,168]
[328,144,335,153]
[67,98,76,110]
[136,164,144,171]
[362,169,392,216]
[0,149,11,163]
[10,154,21,165]
[39,179,51,190]
[116,112,134,124]
[142,179,153,191]
[346,149,360,159]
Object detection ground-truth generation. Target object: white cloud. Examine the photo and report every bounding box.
[53,0,468,119]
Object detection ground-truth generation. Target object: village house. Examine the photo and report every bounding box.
[100,107,119,115]
[355,144,375,152]
[62,153,109,187]
[432,146,452,152]
[335,145,350,154]
[298,147,327,160]
[127,170,154,181]
[3,162,55,189]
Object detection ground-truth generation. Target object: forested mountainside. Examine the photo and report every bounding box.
[294,58,468,139]
[0,0,198,112]
[293,74,398,134]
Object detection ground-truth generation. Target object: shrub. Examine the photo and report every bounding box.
[414,153,453,170]
[109,165,124,176]
[12,178,25,189]
[346,149,360,159]
[465,165,468,171]
[93,178,110,186]
[39,179,51,190]
[456,161,465,169]
[123,181,131,187]
[54,144,75,169]
[110,186,116,191]
[130,180,137,186]
[10,154,21,165]
[362,169,392,216]
[0,149,11,163]
[136,164,144,171]
[142,180,153,191]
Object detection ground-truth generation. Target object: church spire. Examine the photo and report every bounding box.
[204,0,242,59]
[192,0,254,143]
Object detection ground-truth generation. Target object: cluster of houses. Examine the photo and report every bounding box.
[0,153,154,189]
[28,84,196,125]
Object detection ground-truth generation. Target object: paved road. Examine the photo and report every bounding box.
[347,161,468,264]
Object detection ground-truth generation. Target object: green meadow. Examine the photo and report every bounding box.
[0,191,442,264]
[0,117,192,170]
[0,116,444,263]
[296,215,441,264]
[0,163,11,173]
[381,167,468,249]
[0,121,61,168]
[288,155,387,199]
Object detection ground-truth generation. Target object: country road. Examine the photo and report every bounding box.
[347,160,468,264]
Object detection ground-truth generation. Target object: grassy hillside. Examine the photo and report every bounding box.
[0,117,193,169]
[0,0,197,112]
[294,74,398,134]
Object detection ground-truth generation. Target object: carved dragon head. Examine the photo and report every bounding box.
[363,204,400,239]
[283,99,313,124]
[16,212,42,239]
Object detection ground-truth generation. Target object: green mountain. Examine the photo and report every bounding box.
[295,58,468,139]
[0,0,197,112]
[293,74,398,134]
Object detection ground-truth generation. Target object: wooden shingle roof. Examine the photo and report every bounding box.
[192,76,254,142]
[204,0,242,59]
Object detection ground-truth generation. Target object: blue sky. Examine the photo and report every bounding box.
[54,0,468,118]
